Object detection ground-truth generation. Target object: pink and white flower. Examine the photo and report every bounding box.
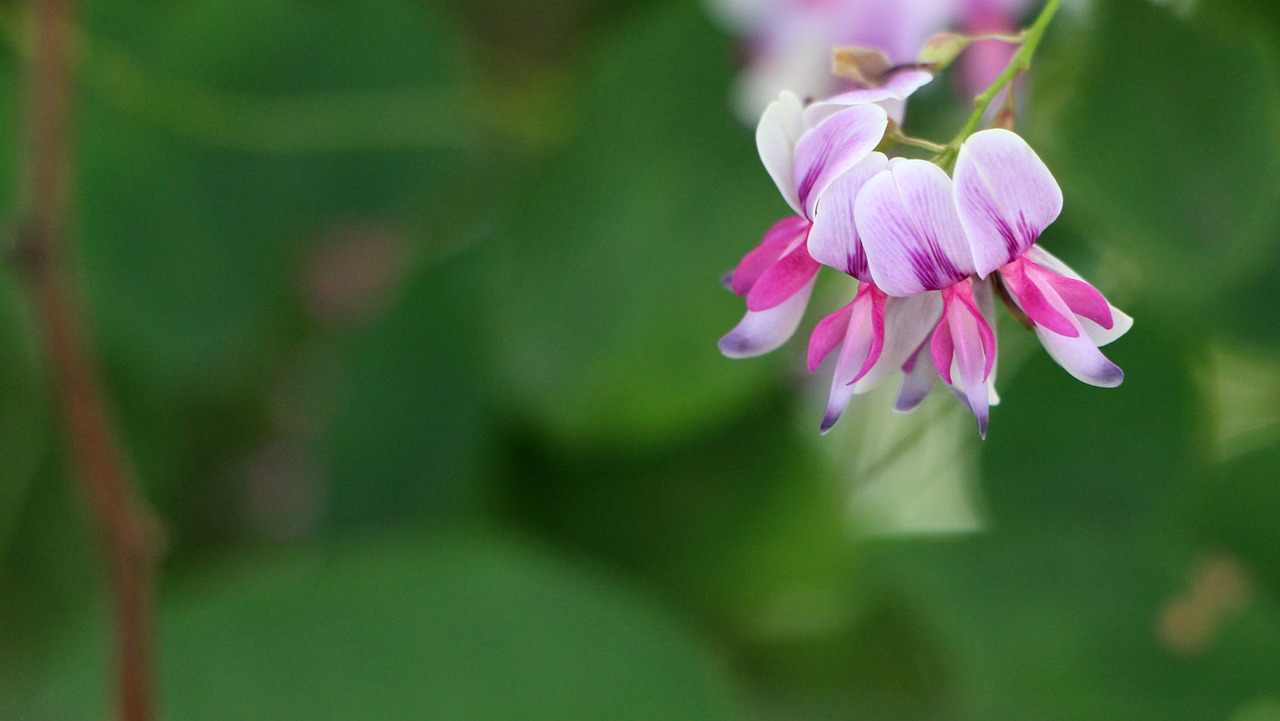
[719,91,1130,438]
[705,0,1032,121]
[952,129,1132,388]
[850,128,1130,435]
[719,91,889,358]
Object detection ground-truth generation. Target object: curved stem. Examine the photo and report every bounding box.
[936,0,1064,168]
[17,1,161,719]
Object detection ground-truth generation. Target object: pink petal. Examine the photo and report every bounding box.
[756,91,807,215]
[852,291,942,393]
[792,104,888,218]
[998,258,1078,337]
[954,129,1063,277]
[856,159,976,297]
[1023,246,1133,347]
[1031,264,1114,330]
[745,243,821,311]
[819,284,886,434]
[807,300,853,373]
[730,216,810,296]
[718,277,816,358]
[930,282,997,437]
[806,152,887,281]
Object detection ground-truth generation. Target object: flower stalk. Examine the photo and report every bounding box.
[937,0,1064,168]
[14,0,161,719]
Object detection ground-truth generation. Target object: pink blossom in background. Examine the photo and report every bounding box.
[705,0,1032,121]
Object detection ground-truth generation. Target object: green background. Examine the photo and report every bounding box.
[2,0,1280,718]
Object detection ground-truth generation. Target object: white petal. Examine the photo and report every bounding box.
[802,68,934,126]
[1034,323,1125,388]
[954,129,1063,277]
[807,152,888,280]
[792,104,888,218]
[756,91,807,215]
[718,277,815,358]
[856,159,976,297]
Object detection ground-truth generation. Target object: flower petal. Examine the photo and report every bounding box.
[1024,246,1133,346]
[1034,323,1125,388]
[792,104,888,218]
[807,300,852,373]
[818,285,886,434]
[998,258,1078,337]
[718,277,816,358]
[756,91,807,215]
[852,291,942,393]
[895,342,937,413]
[804,68,934,125]
[856,159,976,296]
[806,152,888,281]
[954,129,1063,277]
[745,243,821,311]
[729,216,810,296]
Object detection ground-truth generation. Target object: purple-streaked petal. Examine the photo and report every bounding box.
[852,291,942,393]
[730,216,810,295]
[806,152,888,281]
[856,159,976,296]
[746,244,821,311]
[756,91,807,215]
[895,342,937,412]
[1024,246,1133,346]
[719,277,816,358]
[792,104,888,218]
[954,129,1063,277]
[807,301,853,373]
[805,68,934,125]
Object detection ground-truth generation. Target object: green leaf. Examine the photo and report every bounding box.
[1033,0,1280,300]
[74,0,473,392]
[321,250,492,529]
[486,1,793,448]
[18,535,748,721]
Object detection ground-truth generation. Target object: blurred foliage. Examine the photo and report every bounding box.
[1,0,1279,719]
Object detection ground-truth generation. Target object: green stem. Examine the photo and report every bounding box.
[936,0,1064,168]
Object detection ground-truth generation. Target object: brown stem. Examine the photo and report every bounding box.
[16,1,161,719]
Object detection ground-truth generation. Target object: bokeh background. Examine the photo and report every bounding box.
[2,0,1280,718]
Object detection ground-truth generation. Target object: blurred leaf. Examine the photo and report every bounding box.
[75,0,474,392]
[487,0,793,449]
[1034,0,1280,300]
[322,249,492,529]
[18,534,748,721]
[1184,442,1280,597]
[499,396,855,633]
[846,316,1280,720]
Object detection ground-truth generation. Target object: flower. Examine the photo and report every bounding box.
[719,91,889,358]
[705,0,1032,121]
[853,156,1001,435]
[952,129,1132,388]
[720,88,1130,438]
[850,128,1131,435]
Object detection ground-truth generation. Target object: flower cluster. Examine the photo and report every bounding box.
[719,73,1131,437]
[705,0,1031,121]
